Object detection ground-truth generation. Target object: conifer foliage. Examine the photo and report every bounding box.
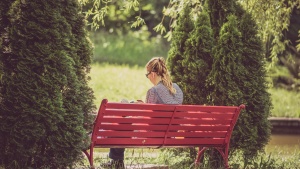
[0,0,14,165]
[167,4,193,87]
[166,0,272,166]
[207,14,243,106]
[0,0,95,168]
[182,10,213,104]
[207,1,272,160]
[230,8,272,158]
[207,0,234,38]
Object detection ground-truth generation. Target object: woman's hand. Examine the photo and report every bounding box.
[129,100,144,103]
[136,100,144,103]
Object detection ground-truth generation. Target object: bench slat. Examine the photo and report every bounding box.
[174,106,238,112]
[96,130,227,138]
[173,112,234,119]
[166,131,227,138]
[105,103,239,112]
[100,124,169,130]
[99,117,233,125]
[168,125,230,131]
[106,103,177,111]
[172,119,232,125]
[98,124,230,131]
[104,110,235,119]
[94,138,225,147]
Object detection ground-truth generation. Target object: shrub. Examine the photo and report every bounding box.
[0,0,95,168]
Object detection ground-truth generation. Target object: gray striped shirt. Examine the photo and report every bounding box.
[145,81,183,104]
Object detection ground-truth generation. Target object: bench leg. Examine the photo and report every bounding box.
[194,147,230,169]
[192,146,208,168]
[83,145,95,168]
[90,145,94,168]
[83,150,90,164]
[215,147,229,169]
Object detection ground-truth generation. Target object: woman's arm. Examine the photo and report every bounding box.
[145,88,158,104]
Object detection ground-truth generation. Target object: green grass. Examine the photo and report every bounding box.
[79,145,300,169]
[269,88,300,117]
[89,63,152,106]
[89,30,169,67]
[89,31,300,117]
[89,63,300,118]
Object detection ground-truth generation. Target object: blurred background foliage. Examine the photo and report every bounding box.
[89,28,169,66]
[81,0,300,92]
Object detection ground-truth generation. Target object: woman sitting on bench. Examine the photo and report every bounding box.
[101,57,184,169]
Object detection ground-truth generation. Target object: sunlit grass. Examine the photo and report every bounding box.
[90,30,169,67]
[89,63,152,107]
[89,63,300,118]
[269,88,300,117]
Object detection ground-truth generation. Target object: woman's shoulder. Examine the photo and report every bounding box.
[172,83,181,89]
[172,82,179,87]
[154,81,165,88]
[173,83,183,94]
[147,86,157,93]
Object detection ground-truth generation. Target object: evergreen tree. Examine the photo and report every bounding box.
[60,0,95,137]
[0,0,94,168]
[206,1,272,165]
[206,14,244,167]
[165,5,211,166]
[182,10,213,104]
[167,3,193,86]
[166,0,272,167]
[231,7,272,159]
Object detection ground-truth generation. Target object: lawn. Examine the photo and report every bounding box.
[89,63,300,118]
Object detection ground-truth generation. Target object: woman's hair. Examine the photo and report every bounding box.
[146,57,176,95]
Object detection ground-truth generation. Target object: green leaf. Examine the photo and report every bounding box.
[130,16,145,28]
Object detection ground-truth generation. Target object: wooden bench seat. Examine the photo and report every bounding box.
[84,99,245,168]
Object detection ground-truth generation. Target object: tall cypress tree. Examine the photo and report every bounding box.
[182,10,213,104]
[166,0,272,167]
[206,0,272,164]
[0,0,94,168]
[206,14,244,167]
[164,4,202,166]
[231,7,272,160]
[167,3,193,85]
[60,0,95,139]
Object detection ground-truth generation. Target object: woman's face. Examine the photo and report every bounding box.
[146,68,155,85]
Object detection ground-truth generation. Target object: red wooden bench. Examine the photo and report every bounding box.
[84,99,245,168]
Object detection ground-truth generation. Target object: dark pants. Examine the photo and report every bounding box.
[109,148,125,160]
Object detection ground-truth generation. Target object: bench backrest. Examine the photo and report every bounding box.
[91,99,245,148]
